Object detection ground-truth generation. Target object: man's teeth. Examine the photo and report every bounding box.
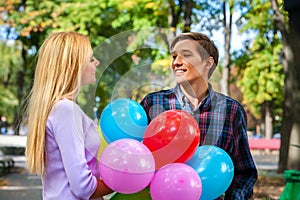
[176,69,186,73]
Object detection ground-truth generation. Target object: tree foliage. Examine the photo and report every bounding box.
[0,0,298,171]
[0,40,21,122]
[235,0,285,123]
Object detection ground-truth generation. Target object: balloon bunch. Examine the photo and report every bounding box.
[99,98,234,200]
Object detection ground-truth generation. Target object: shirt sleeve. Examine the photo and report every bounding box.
[225,107,258,199]
[140,95,152,122]
[47,100,97,199]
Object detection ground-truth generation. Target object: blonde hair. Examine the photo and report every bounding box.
[25,32,91,175]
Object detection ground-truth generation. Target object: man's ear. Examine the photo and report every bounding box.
[206,56,215,68]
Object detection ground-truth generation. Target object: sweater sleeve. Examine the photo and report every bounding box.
[47,100,97,199]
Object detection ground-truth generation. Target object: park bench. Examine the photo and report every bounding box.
[0,135,26,176]
[248,138,281,153]
[0,155,15,175]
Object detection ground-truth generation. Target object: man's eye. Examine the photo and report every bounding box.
[172,55,177,59]
[90,57,95,62]
[183,54,191,57]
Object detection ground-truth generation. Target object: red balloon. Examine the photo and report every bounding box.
[143,110,200,169]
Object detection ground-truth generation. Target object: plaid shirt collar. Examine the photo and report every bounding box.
[172,83,215,113]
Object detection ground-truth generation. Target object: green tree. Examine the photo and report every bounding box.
[0,40,21,123]
[237,36,284,139]
[236,0,300,171]
[236,0,285,139]
[1,0,58,133]
[271,0,300,171]
[0,0,123,124]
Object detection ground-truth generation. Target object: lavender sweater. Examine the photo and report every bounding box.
[43,99,100,200]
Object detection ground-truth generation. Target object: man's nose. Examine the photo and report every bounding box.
[173,55,183,66]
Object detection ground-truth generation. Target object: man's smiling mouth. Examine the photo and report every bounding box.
[174,69,187,75]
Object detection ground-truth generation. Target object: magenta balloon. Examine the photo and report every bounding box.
[99,164,154,194]
[150,163,202,200]
[99,139,155,194]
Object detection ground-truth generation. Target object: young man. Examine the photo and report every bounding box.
[140,32,257,199]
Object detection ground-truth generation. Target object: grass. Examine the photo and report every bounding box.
[252,170,285,200]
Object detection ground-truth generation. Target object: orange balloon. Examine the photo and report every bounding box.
[143,110,200,169]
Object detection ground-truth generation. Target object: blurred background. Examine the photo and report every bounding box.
[0,0,299,174]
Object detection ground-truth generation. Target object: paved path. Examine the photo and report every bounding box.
[0,135,279,200]
[0,156,114,200]
[0,160,42,200]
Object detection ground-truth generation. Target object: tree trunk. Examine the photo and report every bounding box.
[264,101,273,139]
[182,0,193,33]
[278,38,293,172]
[221,1,233,96]
[167,0,183,42]
[13,46,27,135]
[286,24,300,170]
[288,123,300,169]
[271,0,300,172]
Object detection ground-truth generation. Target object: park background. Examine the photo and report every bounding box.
[0,0,300,199]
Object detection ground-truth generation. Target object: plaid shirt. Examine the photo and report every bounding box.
[140,84,257,199]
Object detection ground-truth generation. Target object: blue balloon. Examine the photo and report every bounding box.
[100,98,148,143]
[186,145,234,200]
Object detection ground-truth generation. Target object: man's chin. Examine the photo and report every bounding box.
[175,77,188,84]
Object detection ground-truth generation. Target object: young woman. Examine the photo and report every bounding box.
[25,32,113,199]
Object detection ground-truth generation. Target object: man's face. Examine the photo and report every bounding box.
[171,39,210,85]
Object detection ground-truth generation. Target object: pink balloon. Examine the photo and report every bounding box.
[99,139,155,194]
[150,163,202,200]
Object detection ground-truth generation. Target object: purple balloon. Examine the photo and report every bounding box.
[99,139,155,194]
[150,163,202,200]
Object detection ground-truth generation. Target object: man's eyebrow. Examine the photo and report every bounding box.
[181,49,192,53]
[171,49,192,54]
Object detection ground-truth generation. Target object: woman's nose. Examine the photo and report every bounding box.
[96,58,100,67]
